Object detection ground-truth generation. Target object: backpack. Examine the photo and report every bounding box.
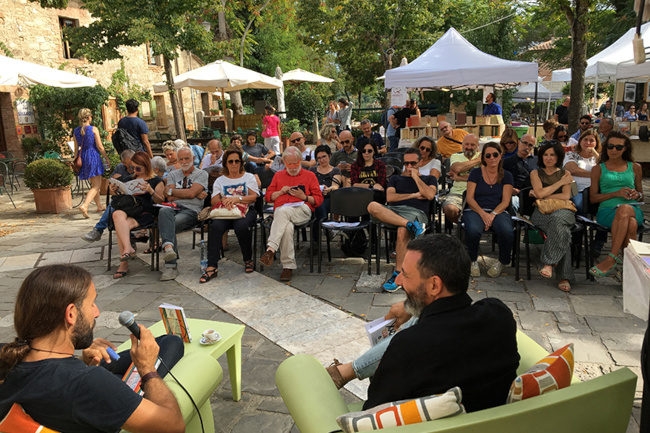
[341,230,368,257]
[112,128,143,154]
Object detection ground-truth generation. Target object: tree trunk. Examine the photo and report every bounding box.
[217,0,227,40]
[164,55,186,142]
[567,0,590,135]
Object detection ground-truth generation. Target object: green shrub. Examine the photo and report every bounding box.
[24,159,74,189]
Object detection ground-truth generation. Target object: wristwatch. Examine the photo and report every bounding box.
[238,196,243,202]
[167,188,173,197]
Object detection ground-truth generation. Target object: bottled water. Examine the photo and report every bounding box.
[199,240,208,272]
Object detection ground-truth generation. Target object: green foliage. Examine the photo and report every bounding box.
[27,85,109,147]
[107,61,151,112]
[281,118,302,138]
[24,159,74,189]
[285,83,324,127]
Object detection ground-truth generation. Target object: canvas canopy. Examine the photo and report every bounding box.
[152,60,282,93]
[616,60,650,81]
[551,22,650,82]
[0,55,97,88]
[281,68,333,83]
[384,27,538,90]
[513,82,562,101]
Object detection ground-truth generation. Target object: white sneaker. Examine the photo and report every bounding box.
[471,261,480,277]
[487,261,504,278]
[163,246,177,263]
[160,266,178,281]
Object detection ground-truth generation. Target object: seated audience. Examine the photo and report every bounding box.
[368,148,437,292]
[530,141,576,292]
[589,132,644,278]
[638,103,649,121]
[330,130,358,184]
[162,140,183,173]
[503,133,537,211]
[318,123,340,153]
[553,125,570,151]
[569,115,592,144]
[310,145,343,221]
[201,149,259,282]
[351,141,387,203]
[289,132,316,168]
[412,136,441,179]
[563,129,601,212]
[151,156,167,178]
[356,119,386,154]
[243,130,275,172]
[436,121,468,159]
[260,147,324,282]
[111,151,165,279]
[623,104,638,121]
[159,147,208,281]
[199,139,224,170]
[0,264,185,433]
[462,142,514,278]
[442,134,481,225]
[540,119,558,143]
[499,127,519,159]
[342,234,519,412]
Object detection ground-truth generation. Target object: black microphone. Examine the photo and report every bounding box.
[118,311,141,339]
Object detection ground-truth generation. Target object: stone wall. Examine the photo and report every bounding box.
[0,0,203,157]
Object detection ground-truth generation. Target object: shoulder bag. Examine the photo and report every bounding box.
[535,198,577,215]
[111,194,143,218]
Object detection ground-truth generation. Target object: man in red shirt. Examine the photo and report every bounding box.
[260,146,324,281]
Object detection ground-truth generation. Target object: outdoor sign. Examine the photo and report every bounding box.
[15,99,35,124]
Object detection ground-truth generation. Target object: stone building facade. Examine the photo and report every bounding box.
[0,0,212,158]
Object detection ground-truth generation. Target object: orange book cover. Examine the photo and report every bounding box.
[158,303,192,342]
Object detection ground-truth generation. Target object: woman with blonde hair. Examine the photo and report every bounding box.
[499,127,519,159]
[319,123,340,152]
[73,108,108,218]
[412,136,441,179]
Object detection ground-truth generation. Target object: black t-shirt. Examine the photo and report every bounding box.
[555,105,569,124]
[388,174,437,214]
[395,108,416,129]
[0,357,142,433]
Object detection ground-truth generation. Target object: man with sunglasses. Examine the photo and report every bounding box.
[436,121,469,159]
[503,134,538,211]
[160,147,208,281]
[569,115,592,144]
[442,134,481,225]
[260,147,323,281]
[356,119,386,155]
[330,130,358,184]
[288,132,316,168]
[368,148,437,292]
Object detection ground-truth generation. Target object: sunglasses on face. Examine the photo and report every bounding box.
[290,138,303,143]
[503,141,517,146]
[362,149,374,154]
[132,166,144,172]
[557,135,567,140]
[580,121,591,125]
[607,144,625,151]
[419,146,431,152]
[403,161,418,166]
[484,152,500,159]
[227,159,241,164]
[340,140,351,145]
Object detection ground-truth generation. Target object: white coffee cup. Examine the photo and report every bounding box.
[202,329,220,342]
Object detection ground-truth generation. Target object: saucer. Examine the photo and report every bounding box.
[200,336,221,345]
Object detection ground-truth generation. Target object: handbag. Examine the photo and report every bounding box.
[209,202,247,219]
[535,198,577,215]
[111,194,143,218]
[72,152,82,175]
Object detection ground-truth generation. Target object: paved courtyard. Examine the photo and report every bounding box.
[0,182,648,432]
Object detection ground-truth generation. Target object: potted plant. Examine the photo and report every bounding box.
[24,159,74,213]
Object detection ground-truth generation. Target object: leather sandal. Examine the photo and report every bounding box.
[199,268,218,284]
[325,359,346,389]
[608,252,623,265]
[113,270,127,279]
[244,260,254,273]
[557,280,571,292]
[120,251,137,262]
[589,263,617,278]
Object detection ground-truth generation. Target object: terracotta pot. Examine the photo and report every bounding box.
[32,187,73,214]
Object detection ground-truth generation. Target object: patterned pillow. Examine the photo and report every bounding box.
[336,387,465,433]
[507,343,574,403]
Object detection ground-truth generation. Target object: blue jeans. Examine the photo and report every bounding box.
[462,209,513,264]
[352,316,418,380]
[570,193,584,215]
[315,196,331,221]
[94,204,113,232]
[388,136,399,152]
[158,207,198,266]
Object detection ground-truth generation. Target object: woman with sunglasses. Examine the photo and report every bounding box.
[111,151,165,279]
[589,132,644,278]
[351,142,387,203]
[530,141,576,292]
[499,127,519,159]
[319,123,340,152]
[463,142,514,278]
[563,130,601,212]
[202,149,260,282]
[553,125,570,151]
[412,136,441,179]
[310,145,343,221]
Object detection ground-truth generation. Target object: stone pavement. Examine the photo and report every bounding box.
[0,183,648,433]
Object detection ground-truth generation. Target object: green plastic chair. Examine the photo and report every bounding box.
[43,151,61,160]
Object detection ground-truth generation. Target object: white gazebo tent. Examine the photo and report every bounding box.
[384,28,538,90]
[0,55,97,88]
[551,22,650,111]
[513,80,563,119]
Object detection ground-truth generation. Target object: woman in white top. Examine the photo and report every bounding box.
[201,149,259,283]
[412,136,441,179]
[563,129,601,212]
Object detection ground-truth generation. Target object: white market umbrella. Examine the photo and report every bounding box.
[0,55,97,88]
[280,68,334,84]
